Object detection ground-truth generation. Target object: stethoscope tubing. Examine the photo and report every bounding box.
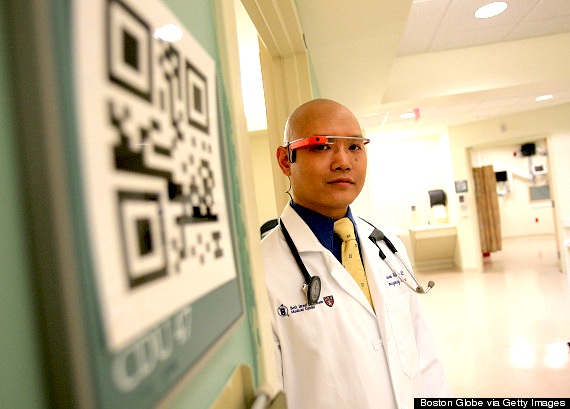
[368,227,434,293]
[280,219,321,304]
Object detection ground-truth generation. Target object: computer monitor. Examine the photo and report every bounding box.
[495,170,508,182]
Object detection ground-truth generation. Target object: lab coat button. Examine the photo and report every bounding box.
[371,338,382,351]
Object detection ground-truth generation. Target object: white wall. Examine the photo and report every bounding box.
[356,103,570,274]
[249,130,278,226]
[548,133,570,276]
[471,141,555,238]
[355,133,455,230]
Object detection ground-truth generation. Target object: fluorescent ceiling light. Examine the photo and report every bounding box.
[535,94,553,102]
[475,2,508,19]
[154,24,183,42]
[400,112,415,119]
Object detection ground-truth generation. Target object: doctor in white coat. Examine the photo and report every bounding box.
[261,99,451,409]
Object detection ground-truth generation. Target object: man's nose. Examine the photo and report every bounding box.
[331,145,351,170]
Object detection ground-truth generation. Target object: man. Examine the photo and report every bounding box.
[261,99,451,408]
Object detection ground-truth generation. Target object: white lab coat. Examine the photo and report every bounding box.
[262,204,451,409]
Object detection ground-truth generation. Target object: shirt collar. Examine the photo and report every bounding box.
[290,201,356,253]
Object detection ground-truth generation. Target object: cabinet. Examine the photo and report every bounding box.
[408,224,457,271]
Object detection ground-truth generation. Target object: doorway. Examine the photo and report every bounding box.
[470,139,559,270]
[234,0,276,228]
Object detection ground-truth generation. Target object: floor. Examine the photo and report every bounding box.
[417,235,570,398]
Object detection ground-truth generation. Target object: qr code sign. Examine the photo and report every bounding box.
[75,0,237,351]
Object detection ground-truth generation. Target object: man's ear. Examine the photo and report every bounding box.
[276,146,292,176]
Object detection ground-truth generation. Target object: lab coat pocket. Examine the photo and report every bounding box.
[386,294,419,378]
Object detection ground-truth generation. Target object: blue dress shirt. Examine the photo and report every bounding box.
[290,201,361,263]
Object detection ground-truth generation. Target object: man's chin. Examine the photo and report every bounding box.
[325,194,358,209]
[328,187,361,201]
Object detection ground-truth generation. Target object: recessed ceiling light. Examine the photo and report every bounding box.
[154,24,183,42]
[475,2,508,19]
[400,112,415,119]
[535,94,553,102]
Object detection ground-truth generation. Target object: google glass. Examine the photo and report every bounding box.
[285,135,370,163]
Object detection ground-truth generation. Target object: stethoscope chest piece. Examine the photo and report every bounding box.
[303,275,321,305]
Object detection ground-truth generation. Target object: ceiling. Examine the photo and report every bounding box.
[295,0,570,138]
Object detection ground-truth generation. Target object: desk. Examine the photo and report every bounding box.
[408,224,457,271]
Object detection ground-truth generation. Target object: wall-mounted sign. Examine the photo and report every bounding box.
[455,180,468,193]
[74,0,243,406]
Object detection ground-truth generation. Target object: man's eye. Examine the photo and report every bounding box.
[310,145,331,151]
[349,144,364,151]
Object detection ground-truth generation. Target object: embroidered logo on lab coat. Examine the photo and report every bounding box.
[277,297,332,317]
[277,304,289,317]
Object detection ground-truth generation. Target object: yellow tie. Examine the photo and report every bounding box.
[334,218,374,310]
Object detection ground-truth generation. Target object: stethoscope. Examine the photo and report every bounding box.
[280,219,434,305]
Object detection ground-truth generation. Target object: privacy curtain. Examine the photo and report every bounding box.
[472,165,502,253]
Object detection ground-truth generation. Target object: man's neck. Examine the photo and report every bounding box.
[290,201,356,261]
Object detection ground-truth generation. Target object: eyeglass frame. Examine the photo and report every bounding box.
[284,135,370,151]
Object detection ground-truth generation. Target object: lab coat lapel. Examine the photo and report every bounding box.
[355,218,390,338]
[279,205,323,251]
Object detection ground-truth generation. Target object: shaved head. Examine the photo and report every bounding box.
[284,99,362,143]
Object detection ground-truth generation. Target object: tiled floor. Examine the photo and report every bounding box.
[418,235,570,398]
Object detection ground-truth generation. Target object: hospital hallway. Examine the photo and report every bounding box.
[418,235,570,397]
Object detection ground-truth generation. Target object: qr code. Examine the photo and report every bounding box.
[106,0,224,288]
[76,0,238,351]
